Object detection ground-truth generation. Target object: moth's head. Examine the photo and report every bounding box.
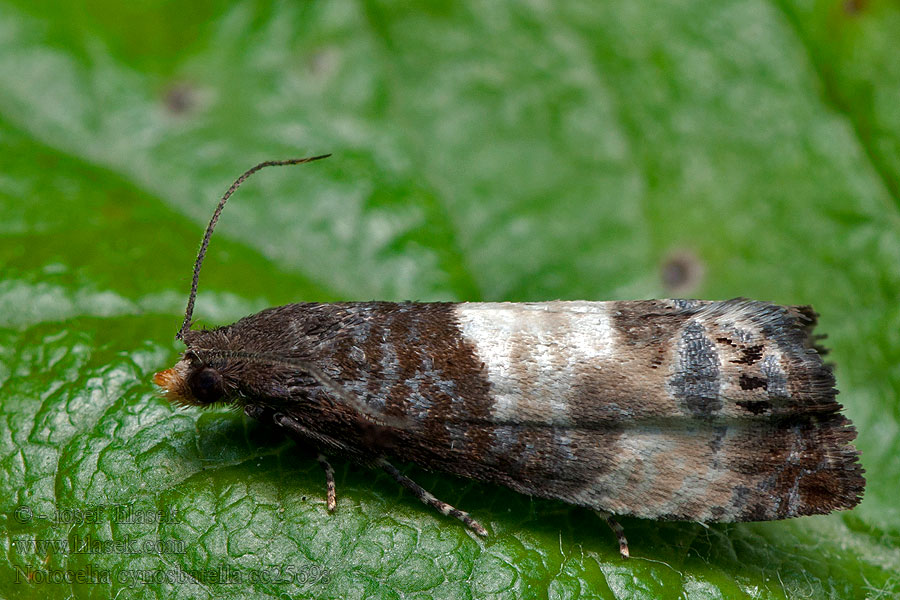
[153,351,230,408]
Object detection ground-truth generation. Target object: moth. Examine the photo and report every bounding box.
[154,156,865,557]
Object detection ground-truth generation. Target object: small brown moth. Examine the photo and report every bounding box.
[154,156,865,557]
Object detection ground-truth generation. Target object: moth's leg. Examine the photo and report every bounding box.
[595,511,630,559]
[271,411,368,512]
[376,458,488,537]
[267,409,363,459]
[244,406,356,511]
[316,453,337,512]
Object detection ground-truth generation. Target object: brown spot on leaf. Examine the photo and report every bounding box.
[307,48,339,77]
[163,82,198,115]
[661,249,705,295]
[843,0,866,15]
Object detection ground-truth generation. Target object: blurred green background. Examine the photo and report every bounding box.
[1,1,899,598]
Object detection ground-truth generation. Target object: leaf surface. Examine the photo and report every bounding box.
[1,1,899,598]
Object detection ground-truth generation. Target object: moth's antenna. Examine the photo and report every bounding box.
[177,154,332,340]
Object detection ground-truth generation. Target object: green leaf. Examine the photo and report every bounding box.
[2,1,899,598]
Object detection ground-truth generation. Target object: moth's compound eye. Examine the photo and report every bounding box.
[188,367,225,404]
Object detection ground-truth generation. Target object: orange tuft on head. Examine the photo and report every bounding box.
[153,368,177,388]
[152,361,194,405]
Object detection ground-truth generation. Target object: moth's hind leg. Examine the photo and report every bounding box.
[244,405,353,513]
[317,453,336,512]
[376,458,488,537]
[595,511,630,559]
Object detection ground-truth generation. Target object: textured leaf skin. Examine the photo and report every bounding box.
[1,1,899,598]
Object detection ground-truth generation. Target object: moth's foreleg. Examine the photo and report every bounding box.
[595,511,630,559]
[376,458,488,537]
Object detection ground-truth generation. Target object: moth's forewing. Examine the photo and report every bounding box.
[155,299,864,522]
